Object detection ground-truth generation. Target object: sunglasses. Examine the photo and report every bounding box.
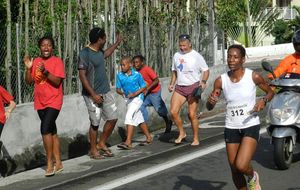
[97,28,104,35]
[179,34,190,40]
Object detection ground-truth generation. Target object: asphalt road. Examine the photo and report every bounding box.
[45,130,300,190]
[112,132,300,190]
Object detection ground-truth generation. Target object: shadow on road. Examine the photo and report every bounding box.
[0,145,17,177]
[173,175,227,190]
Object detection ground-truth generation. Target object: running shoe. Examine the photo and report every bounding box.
[248,171,261,190]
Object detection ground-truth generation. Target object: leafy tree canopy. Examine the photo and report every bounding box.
[215,0,244,31]
[271,6,300,44]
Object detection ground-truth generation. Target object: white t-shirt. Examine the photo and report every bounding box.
[172,49,209,86]
[221,68,260,129]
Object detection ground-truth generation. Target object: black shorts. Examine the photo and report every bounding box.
[0,123,3,137]
[224,125,260,143]
[37,107,60,135]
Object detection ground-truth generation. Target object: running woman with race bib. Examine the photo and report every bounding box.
[206,44,274,190]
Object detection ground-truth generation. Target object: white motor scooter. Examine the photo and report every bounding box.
[262,61,300,170]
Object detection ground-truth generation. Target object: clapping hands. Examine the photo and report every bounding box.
[23,55,33,69]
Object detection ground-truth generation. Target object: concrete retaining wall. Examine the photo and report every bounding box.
[245,43,294,59]
[216,43,294,65]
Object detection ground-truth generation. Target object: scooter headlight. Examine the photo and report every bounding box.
[271,108,295,120]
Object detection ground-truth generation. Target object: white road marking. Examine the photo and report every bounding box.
[90,143,225,190]
[90,128,267,190]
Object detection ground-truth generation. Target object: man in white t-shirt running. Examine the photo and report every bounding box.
[168,34,209,146]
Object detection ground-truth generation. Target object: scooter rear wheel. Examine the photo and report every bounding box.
[273,137,293,170]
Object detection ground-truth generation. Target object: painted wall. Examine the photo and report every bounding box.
[216,43,294,65]
[292,0,300,6]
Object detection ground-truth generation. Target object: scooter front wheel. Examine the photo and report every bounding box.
[273,137,293,170]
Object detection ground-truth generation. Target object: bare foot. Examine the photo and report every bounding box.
[175,133,187,144]
[191,141,199,146]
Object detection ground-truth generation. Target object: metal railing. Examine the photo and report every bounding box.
[265,7,299,20]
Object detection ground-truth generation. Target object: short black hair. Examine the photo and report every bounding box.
[228,44,246,57]
[132,55,145,62]
[38,36,55,49]
[120,56,132,64]
[89,27,106,43]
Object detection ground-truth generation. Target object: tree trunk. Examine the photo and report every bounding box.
[104,0,108,40]
[66,0,73,94]
[109,0,115,85]
[51,0,55,37]
[57,20,62,59]
[18,0,23,48]
[96,0,101,26]
[145,0,150,63]
[77,0,83,24]
[24,0,29,54]
[63,14,67,91]
[6,0,12,93]
[33,0,39,36]
[89,0,93,28]
[138,0,145,55]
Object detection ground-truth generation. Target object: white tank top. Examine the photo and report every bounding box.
[221,68,260,129]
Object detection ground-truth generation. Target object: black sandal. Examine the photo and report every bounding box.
[117,143,132,150]
[138,141,152,146]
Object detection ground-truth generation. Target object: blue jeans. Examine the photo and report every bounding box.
[141,89,168,122]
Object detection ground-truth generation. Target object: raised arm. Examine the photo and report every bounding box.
[24,55,34,84]
[104,33,123,59]
[206,76,222,111]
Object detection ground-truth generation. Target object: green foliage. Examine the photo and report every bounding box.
[216,0,280,47]
[248,0,280,46]
[215,0,244,32]
[2,0,215,101]
[289,6,300,30]
[271,6,300,44]
[271,19,293,44]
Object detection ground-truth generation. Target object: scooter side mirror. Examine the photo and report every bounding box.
[261,60,276,79]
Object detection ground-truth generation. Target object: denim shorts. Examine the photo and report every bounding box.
[224,125,260,143]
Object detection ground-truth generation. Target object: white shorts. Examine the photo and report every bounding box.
[125,97,144,126]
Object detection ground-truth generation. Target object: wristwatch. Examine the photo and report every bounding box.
[43,69,49,77]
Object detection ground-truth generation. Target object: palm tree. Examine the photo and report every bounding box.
[216,0,280,47]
